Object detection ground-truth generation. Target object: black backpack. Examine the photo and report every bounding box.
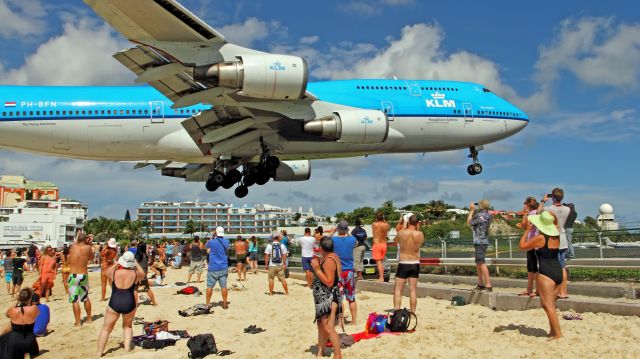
[388,309,417,332]
[187,334,217,358]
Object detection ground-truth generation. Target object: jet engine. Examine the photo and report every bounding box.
[303,110,389,144]
[273,160,311,182]
[193,54,308,100]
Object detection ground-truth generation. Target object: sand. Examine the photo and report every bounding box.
[2,266,639,359]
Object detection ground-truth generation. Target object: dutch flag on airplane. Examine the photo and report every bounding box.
[4,102,16,107]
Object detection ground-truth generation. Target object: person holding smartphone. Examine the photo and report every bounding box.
[467,200,493,291]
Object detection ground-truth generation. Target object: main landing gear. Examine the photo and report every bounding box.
[467,146,483,176]
[205,139,281,198]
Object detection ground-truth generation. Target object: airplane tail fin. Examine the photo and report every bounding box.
[604,237,615,246]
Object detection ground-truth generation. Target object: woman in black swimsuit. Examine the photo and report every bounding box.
[519,211,563,339]
[310,236,342,359]
[0,288,40,359]
[97,251,145,357]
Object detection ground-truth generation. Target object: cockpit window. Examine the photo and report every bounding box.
[482,88,492,93]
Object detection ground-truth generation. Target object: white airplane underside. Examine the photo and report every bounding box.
[0,0,529,198]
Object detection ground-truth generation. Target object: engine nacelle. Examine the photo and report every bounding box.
[194,54,308,100]
[273,160,311,182]
[303,110,389,144]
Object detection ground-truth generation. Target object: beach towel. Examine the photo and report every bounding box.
[326,331,411,347]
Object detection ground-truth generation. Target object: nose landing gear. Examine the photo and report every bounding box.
[467,146,483,176]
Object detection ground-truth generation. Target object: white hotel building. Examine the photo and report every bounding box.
[137,201,294,238]
[0,200,87,249]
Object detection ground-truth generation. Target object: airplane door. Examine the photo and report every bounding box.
[149,101,164,124]
[381,101,395,121]
[405,81,421,97]
[463,103,473,120]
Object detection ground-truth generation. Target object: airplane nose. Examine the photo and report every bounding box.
[506,118,528,135]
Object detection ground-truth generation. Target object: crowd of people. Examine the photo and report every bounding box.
[0,187,579,357]
[467,187,577,340]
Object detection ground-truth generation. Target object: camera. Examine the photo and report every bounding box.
[474,202,479,206]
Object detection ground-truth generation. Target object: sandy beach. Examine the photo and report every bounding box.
[2,266,639,359]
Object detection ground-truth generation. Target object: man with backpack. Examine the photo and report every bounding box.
[264,231,288,295]
[205,227,230,309]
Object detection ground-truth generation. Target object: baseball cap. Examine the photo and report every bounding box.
[215,226,225,237]
[107,238,117,248]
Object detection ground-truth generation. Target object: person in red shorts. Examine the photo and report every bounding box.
[371,212,390,282]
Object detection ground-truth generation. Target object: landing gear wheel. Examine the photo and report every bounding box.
[471,163,483,175]
[227,169,242,184]
[467,165,476,176]
[265,156,280,170]
[243,173,256,187]
[235,185,249,198]
[211,171,225,185]
[256,170,270,186]
[205,179,219,192]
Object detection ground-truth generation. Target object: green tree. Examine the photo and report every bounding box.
[124,209,131,222]
[183,220,196,238]
[305,217,318,227]
[293,213,302,222]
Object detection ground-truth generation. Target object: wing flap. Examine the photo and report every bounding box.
[84,0,224,43]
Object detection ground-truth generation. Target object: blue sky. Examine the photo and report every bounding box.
[0,0,639,223]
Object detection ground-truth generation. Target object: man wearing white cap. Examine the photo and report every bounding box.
[205,227,230,309]
[100,238,118,301]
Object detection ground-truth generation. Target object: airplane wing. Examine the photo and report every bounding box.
[85,0,314,160]
[128,160,214,182]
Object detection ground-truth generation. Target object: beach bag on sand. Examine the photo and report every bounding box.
[451,296,466,306]
[177,286,200,295]
[143,320,169,336]
[140,338,177,350]
[388,309,417,332]
[365,313,389,334]
[187,334,217,358]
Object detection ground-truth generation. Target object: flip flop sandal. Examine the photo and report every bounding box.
[244,325,257,333]
[217,350,234,356]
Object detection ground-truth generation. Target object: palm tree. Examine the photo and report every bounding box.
[183,220,196,238]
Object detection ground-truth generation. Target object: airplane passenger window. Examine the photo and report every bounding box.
[8,112,12,116]
[126,110,130,114]
[82,111,86,115]
[144,110,148,114]
[29,111,33,116]
[1,112,4,116]
[35,111,40,115]
[120,110,124,115]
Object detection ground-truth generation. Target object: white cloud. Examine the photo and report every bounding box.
[0,0,46,39]
[536,17,640,89]
[339,0,415,16]
[532,108,640,142]
[219,17,283,48]
[0,19,132,86]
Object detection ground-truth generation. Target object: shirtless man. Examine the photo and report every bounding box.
[100,238,118,301]
[371,212,390,282]
[393,215,425,313]
[68,233,94,326]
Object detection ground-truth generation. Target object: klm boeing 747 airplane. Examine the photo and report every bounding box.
[0,0,528,198]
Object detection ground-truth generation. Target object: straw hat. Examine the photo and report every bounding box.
[528,212,559,237]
